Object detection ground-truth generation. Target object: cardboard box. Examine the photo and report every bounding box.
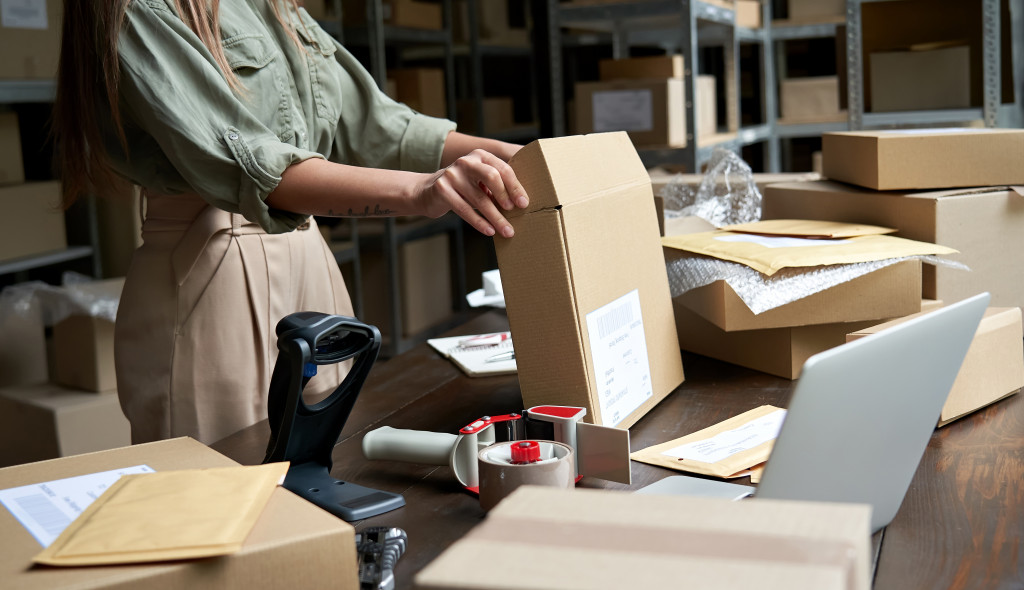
[575,79,686,149]
[0,0,61,79]
[388,68,446,118]
[416,486,872,590]
[598,55,684,81]
[96,188,143,278]
[696,74,717,139]
[667,245,922,331]
[496,133,685,428]
[342,0,442,30]
[0,437,358,588]
[837,0,1014,112]
[675,301,902,379]
[0,383,129,467]
[736,0,762,28]
[300,0,329,20]
[0,284,47,388]
[779,76,841,122]
[0,181,67,263]
[360,227,453,338]
[763,181,1024,310]
[456,97,516,135]
[848,306,1023,426]
[822,129,1024,191]
[870,44,970,113]
[0,111,25,186]
[53,316,116,392]
[788,0,844,22]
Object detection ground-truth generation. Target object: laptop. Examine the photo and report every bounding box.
[638,292,990,532]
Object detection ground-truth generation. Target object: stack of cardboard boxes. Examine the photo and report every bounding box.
[760,128,1024,423]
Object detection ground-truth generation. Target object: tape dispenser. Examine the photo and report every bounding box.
[361,405,632,493]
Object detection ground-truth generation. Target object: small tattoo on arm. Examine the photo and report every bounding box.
[345,204,395,217]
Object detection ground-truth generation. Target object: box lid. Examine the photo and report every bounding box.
[509,132,648,215]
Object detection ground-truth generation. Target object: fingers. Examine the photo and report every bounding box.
[473,150,529,211]
[433,170,505,237]
[427,150,530,239]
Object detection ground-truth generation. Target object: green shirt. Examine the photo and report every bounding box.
[108,0,457,233]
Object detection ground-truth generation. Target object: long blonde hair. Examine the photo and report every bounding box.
[53,0,301,207]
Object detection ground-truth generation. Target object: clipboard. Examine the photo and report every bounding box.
[427,332,517,377]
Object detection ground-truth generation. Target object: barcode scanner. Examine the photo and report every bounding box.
[263,312,404,521]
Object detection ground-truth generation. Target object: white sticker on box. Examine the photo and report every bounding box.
[586,289,653,427]
[1,0,48,30]
[592,90,653,133]
[716,234,852,248]
[0,464,155,547]
[663,409,787,464]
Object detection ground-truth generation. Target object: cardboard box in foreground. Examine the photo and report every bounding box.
[822,129,1024,191]
[497,132,685,428]
[848,306,1023,426]
[416,486,872,590]
[762,181,1024,311]
[0,437,357,589]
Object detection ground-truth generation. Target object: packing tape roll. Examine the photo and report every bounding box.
[478,440,574,511]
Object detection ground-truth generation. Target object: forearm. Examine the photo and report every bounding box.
[266,157,425,217]
[441,131,521,166]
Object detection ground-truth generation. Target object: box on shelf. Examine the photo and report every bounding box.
[416,486,872,590]
[388,68,446,119]
[0,285,47,388]
[496,132,685,428]
[736,0,762,28]
[696,74,717,139]
[762,181,1024,311]
[0,0,61,79]
[870,44,970,113]
[0,181,67,263]
[0,437,358,588]
[598,55,684,81]
[666,247,922,332]
[848,306,1023,426]
[359,227,453,339]
[0,112,25,186]
[779,76,841,122]
[341,0,443,30]
[0,383,129,468]
[300,0,329,20]
[822,128,1024,191]
[454,0,531,45]
[456,97,516,135]
[575,79,686,149]
[787,0,844,22]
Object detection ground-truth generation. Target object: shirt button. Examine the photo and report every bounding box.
[228,132,239,140]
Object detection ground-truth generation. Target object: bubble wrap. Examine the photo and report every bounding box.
[667,255,970,315]
[661,148,761,226]
[2,272,120,326]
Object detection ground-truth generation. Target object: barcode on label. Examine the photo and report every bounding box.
[15,494,70,538]
[596,301,634,340]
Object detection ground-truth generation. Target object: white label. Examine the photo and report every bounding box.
[586,290,653,427]
[0,465,155,547]
[663,410,787,464]
[592,90,653,133]
[716,234,852,248]
[1,0,48,30]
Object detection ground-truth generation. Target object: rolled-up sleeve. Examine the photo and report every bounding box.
[327,40,456,173]
[117,0,316,233]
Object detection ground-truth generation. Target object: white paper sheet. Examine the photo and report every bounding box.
[0,465,155,547]
[1,0,48,29]
[662,409,787,464]
[586,289,653,427]
[715,234,852,249]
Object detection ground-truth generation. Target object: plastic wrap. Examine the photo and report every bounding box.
[661,148,762,226]
[1,272,121,328]
[667,254,970,315]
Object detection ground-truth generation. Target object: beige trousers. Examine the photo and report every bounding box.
[115,194,354,445]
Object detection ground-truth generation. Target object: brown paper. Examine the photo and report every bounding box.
[34,462,289,566]
[721,219,896,239]
[630,406,783,478]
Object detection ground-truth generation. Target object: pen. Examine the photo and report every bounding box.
[485,350,515,363]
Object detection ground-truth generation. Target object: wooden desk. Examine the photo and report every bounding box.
[212,311,1024,589]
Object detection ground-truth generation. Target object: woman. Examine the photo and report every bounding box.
[53,0,529,445]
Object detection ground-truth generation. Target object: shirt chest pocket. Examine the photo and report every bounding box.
[221,33,294,142]
[295,11,343,123]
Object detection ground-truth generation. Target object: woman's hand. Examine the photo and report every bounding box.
[416,149,529,238]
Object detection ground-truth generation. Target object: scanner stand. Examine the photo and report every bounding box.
[263,312,404,521]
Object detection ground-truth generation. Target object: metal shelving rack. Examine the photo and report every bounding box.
[0,80,102,282]
[319,0,471,357]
